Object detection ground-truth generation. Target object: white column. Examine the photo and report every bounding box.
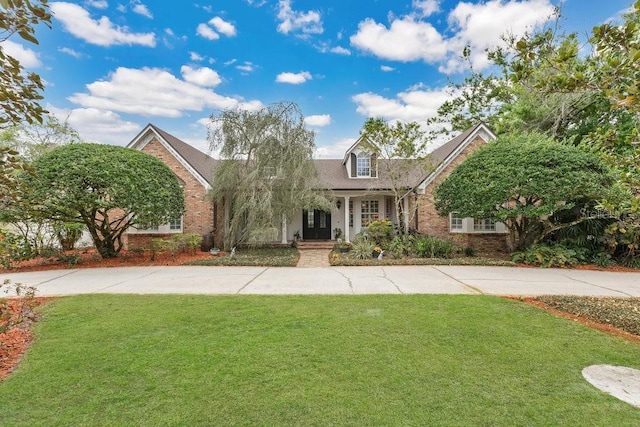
[281,214,288,244]
[343,196,350,243]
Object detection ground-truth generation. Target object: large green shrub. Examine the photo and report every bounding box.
[388,234,415,258]
[365,220,395,247]
[0,228,33,269]
[413,236,456,258]
[511,244,585,268]
[349,235,376,260]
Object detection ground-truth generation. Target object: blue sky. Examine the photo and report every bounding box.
[5,0,634,157]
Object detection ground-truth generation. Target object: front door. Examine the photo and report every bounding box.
[302,210,331,240]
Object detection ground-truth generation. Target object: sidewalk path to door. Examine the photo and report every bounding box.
[2,265,640,297]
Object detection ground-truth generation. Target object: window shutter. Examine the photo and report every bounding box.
[350,153,356,177]
[371,153,377,177]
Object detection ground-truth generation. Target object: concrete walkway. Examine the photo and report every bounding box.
[2,265,640,297]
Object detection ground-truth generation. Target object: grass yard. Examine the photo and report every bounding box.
[1,295,639,426]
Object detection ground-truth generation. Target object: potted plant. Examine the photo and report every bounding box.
[334,227,342,240]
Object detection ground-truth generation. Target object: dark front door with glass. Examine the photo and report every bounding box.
[302,210,331,240]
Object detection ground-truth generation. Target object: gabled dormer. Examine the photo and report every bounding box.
[342,136,378,179]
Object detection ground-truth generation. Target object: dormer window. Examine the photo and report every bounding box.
[357,152,371,177]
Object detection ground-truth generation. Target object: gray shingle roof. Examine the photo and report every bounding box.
[146,123,487,191]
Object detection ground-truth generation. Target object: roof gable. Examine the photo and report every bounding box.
[127,124,216,190]
[419,122,496,189]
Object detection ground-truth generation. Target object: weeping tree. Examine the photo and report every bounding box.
[22,143,184,258]
[209,101,330,249]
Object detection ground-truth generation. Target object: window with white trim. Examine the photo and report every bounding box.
[450,213,463,231]
[169,216,182,231]
[361,200,379,227]
[474,217,496,232]
[131,216,183,234]
[356,152,371,177]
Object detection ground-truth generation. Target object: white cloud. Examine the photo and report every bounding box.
[2,40,41,68]
[380,65,395,72]
[196,23,219,40]
[68,66,260,117]
[47,104,140,146]
[132,3,153,19]
[224,58,237,66]
[315,137,357,159]
[197,16,236,40]
[86,0,108,9]
[236,62,255,73]
[442,0,555,73]
[330,46,350,55]
[352,86,455,123]
[165,28,175,37]
[209,17,237,37]
[50,2,156,47]
[180,65,222,87]
[190,51,204,61]
[277,0,323,36]
[412,0,440,17]
[275,71,312,84]
[305,114,331,127]
[350,0,555,74]
[350,17,447,63]
[59,47,83,58]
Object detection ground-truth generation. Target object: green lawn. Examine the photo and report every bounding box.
[1,295,639,426]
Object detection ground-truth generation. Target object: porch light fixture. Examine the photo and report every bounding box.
[336,200,342,209]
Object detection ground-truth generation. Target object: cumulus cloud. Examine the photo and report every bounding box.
[350,17,447,63]
[50,2,156,47]
[352,86,455,123]
[180,65,222,87]
[236,62,255,73]
[277,0,323,36]
[47,104,140,146]
[2,40,41,68]
[350,0,555,74]
[380,65,395,72]
[197,16,237,40]
[67,66,260,117]
[275,71,312,84]
[305,114,331,127]
[190,51,204,61]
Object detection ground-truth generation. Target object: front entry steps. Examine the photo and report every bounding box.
[295,240,334,267]
[295,240,335,250]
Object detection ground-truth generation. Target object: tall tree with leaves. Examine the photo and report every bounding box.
[359,117,430,234]
[0,0,52,127]
[22,144,184,258]
[209,101,330,249]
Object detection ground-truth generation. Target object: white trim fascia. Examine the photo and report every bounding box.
[418,124,496,189]
[127,126,212,191]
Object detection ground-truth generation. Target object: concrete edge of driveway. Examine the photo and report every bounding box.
[1,265,639,297]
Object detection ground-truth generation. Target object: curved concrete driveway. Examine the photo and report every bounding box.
[2,265,640,297]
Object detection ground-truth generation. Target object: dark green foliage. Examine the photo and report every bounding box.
[435,132,617,250]
[24,143,184,258]
[413,236,456,259]
[388,234,415,258]
[511,244,584,268]
[535,296,640,336]
[364,219,395,247]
